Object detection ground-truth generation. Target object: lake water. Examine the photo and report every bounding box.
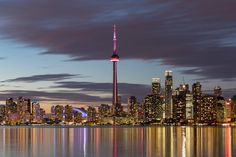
[0,126,235,157]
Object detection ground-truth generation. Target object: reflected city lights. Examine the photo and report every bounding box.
[0,127,235,157]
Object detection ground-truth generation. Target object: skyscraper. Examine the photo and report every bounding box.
[128,96,138,118]
[192,82,202,123]
[165,70,173,119]
[111,24,119,115]
[172,84,189,124]
[143,79,163,123]
[152,78,161,96]
[201,95,217,124]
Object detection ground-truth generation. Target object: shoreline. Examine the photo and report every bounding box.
[0,124,235,128]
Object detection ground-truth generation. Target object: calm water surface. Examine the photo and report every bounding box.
[0,126,235,157]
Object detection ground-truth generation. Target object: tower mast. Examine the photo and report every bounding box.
[111,24,119,115]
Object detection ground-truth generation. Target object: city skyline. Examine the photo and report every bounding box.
[0,1,236,108]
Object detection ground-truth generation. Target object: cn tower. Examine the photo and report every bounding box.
[111,24,119,115]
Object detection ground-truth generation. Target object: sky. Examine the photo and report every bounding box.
[0,0,236,111]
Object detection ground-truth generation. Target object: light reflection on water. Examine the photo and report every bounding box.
[0,126,235,157]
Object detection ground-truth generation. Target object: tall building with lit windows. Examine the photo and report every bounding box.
[201,95,217,123]
[128,96,138,118]
[173,84,189,124]
[143,79,163,122]
[152,78,161,96]
[165,70,173,119]
[192,82,202,122]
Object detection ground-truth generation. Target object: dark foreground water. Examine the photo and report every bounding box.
[0,126,235,157]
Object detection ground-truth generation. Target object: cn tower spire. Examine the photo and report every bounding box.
[111,23,119,115]
[113,24,117,55]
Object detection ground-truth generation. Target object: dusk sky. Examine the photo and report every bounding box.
[0,0,236,110]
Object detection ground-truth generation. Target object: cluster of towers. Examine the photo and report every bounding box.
[125,73,235,125]
[0,97,45,125]
[110,24,235,125]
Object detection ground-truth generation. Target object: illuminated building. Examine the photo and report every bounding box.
[114,96,123,117]
[87,106,97,123]
[98,104,111,117]
[186,94,194,122]
[192,82,202,123]
[143,79,163,122]
[111,24,120,115]
[232,96,236,121]
[216,96,225,123]
[54,105,64,122]
[152,78,161,96]
[224,100,232,122]
[6,98,17,114]
[213,86,225,123]
[6,98,18,124]
[32,102,41,123]
[74,111,82,124]
[39,108,45,121]
[201,95,217,124]
[17,97,31,123]
[172,84,189,124]
[165,70,173,119]
[64,105,73,122]
[127,96,138,118]
[0,105,6,122]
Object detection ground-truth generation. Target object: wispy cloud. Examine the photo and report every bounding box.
[2,73,81,83]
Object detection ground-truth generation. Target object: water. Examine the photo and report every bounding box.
[0,126,235,157]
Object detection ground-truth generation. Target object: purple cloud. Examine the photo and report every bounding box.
[0,0,236,80]
[2,74,81,83]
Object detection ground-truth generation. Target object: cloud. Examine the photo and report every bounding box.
[203,88,236,99]
[3,73,80,83]
[0,0,236,80]
[53,81,151,99]
[0,80,151,104]
[0,90,110,103]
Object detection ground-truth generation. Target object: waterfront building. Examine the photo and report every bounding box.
[224,100,232,122]
[143,94,163,122]
[39,108,46,122]
[54,105,64,122]
[0,105,6,122]
[74,111,82,124]
[87,106,97,123]
[192,82,202,123]
[98,104,111,117]
[215,96,225,123]
[64,105,73,122]
[165,70,173,119]
[6,98,18,124]
[186,94,194,122]
[172,84,189,124]
[17,97,31,123]
[127,96,138,118]
[152,78,161,96]
[6,98,17,114]
[143,78,164,122]
[115,96,123,116]
[32,102,41,123]
[201,95,217,124]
